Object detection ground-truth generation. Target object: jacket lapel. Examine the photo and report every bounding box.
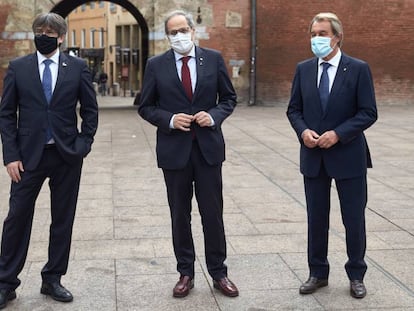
[165,49,185,94]
[329,54,350,102]
[193,46,204,100]
[29,53,47,103]
[51,53,69,106]
[320,54,350,117]
[308,58,324,115]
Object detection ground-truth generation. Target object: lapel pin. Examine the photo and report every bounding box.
[343,67,347,71]
[62,62,67,67]
[199,57,203,66]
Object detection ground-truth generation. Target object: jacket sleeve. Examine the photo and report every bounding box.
[333,62,377,144]
[78,59,99,149]
[207,52,237,127]
[286,64,308,142]
[0,62,21,165]
[137,58,174,133]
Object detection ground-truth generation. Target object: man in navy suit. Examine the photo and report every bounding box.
[287,12,377,299]
[0,13,98,308]
[138,10,238,298]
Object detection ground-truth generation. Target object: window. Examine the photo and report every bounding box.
[71,30,76,47]
[90,29,95,48]
[99,29,104,47]
[110,3,117,13]
[81,29,85,48]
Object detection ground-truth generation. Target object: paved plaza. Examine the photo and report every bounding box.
[0,95,413,310]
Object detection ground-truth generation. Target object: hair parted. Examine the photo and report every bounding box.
[32,12,67,36]
[310,12,343,47]
[164,10,195,34]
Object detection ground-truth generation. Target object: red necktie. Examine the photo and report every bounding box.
[181,56,192,100]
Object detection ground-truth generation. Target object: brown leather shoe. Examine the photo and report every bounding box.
[350,280,366,299]
[173,275,194,298]
[213,277,239,297]
[299,277,328,294]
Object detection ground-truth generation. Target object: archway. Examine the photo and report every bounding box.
[51,0,149,97]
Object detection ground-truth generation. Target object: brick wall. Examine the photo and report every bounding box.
[199,0,251,102]
[256,0,414,105]
[1,0,414,105]
[0,4,13,91]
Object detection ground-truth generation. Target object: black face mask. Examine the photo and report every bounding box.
[34,34,58,55]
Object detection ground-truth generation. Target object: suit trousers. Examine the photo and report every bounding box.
[162,140,227,280]
[0,146,83,290]
[304,162,367,281]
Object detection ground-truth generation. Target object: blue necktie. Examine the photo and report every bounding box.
[319,62,331,112]
[42,59,53,142]
[42,59,53,103]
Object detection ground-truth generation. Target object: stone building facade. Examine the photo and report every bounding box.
[0,0,413,105]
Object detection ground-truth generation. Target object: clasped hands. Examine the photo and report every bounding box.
[173,111,212,131]
[302,129,339,149]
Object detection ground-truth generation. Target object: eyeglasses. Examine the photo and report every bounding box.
[168,27,191,36]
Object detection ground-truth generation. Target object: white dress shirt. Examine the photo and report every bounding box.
[169,45,215,129]
[173,46,197,92]
[37,50,59,144]
[317,49,342,92]
[37,50,60,93]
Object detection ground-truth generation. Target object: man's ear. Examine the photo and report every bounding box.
[335,33,343,46]
[58,34,65,45]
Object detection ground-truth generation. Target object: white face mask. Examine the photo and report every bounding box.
[168,32,194,54]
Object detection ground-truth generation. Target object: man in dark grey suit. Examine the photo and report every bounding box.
[287,12,377,299]
[138,10,238,298]
[0,13,98,308]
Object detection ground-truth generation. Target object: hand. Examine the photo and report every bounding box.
[6,161,24,183]
[193,111,213,127]
[173,113,194,132]
[301,129,320,148]
[317,130,339,149]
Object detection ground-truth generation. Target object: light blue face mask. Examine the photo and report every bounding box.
[311,36,333,58]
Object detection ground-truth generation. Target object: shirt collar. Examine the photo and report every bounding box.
[318,49,342,67]
[37,50,60,66]
[173,45,196,62]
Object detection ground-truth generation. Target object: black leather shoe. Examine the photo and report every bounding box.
[350,280,366,299]
[40,281,73,302]
[0,289,16,309]
[299,277,328,294]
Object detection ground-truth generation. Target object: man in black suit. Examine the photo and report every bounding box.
[138,10,238,298]
[287,12,377,299]
[0,13,98,308]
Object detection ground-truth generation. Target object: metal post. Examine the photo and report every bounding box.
[248,0,257,106]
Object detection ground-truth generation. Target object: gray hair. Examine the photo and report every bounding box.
[309,12,343,47]
[32,12,67,36]
[164,10,195,34]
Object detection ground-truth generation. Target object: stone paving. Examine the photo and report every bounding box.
[0,95,413,310]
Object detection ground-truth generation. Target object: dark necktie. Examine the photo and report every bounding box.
[319,62,331,112]
[181,56,192,100]
[42,59,53,103]
[42,59,53,142]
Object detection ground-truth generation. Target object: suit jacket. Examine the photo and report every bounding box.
[138,46,237,170]
[287,53,377,179]
[0,52,98,170]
